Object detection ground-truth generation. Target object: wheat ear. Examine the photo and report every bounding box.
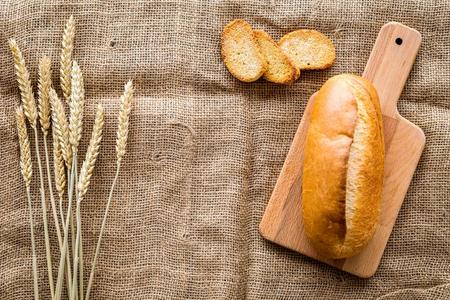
[72,104,104,300]
[17,106,39,300]
[78,104,104,201]
[9,39,37,127]
[38,56,52,135]
[10,39,54,298]
[85,82,134,300]
[53,127,66,224]
[116,81,134,162]
[69,60,85,155]
[17,107,32,186]
[50,88,72,170]
[60,15,75,103]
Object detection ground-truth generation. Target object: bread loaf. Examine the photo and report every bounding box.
[302,74,384,259]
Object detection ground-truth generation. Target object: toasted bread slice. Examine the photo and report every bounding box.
[254,30,299,84]
[279,30,335,70]
[221,19,267,82]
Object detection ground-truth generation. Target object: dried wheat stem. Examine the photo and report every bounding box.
[54,158,76,300]
[72,104,104,300]
[60,15,75,103]
[85,82,134,300]
[33,125,55,300]
[50,88,72,170]
[45,133,74,299]
[9,39,37,127]
[70,157,79,300]
[79,223,84,300]
[53,138,74,294]
[84,165,120,300]
[43,137,62,245]
[16,107,39,300]
[69,60,85,155]
[38,56,52,135]
[26,187,40,300]
[74,161,84,300]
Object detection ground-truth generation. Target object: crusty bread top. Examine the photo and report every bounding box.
[254,30,299,84]
[221,19,267,82]
[279,29,336,70]
[302,74,384,259]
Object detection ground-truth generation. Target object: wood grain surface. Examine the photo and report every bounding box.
[259,22,424,278]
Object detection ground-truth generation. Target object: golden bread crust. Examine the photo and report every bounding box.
[302,74,384,259]
[221,19,267,82]
[279,30,335,70]
[254,30,299,84]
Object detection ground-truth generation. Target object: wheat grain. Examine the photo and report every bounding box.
[116,81,134,162]
[16,106,32,186]
[69,61,85,154]
[50,88,72,170]
[38,56,52,135]
[78,104,104,202]
[60,15,75,103]
[9,39,37,127]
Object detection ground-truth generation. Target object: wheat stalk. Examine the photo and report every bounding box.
[38,55,65,248]
[68,60,86,300]
[17,106,39,300]
[69,60,85,155]
[60,15,75,103]
[55,152,76,300]
[9,39,37,127]
[51,88,78,300]
[85,82,134,300]
[72,104,104,300]
[33,121,54,300]
[38,58,78,299]
[50,88,72,170]
[38,56,52,135]
[10,39,55,298]
[52,125,75,299]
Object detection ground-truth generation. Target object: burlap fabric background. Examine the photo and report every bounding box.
[0,0,449,299]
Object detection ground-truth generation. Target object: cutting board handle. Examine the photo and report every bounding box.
[362,22,421,118]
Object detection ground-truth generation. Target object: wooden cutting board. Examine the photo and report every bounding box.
[259,22,424,278]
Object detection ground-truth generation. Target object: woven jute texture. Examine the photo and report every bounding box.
[0,0,449,299]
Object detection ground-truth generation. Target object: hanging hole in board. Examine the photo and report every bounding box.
[395,37,403,45]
